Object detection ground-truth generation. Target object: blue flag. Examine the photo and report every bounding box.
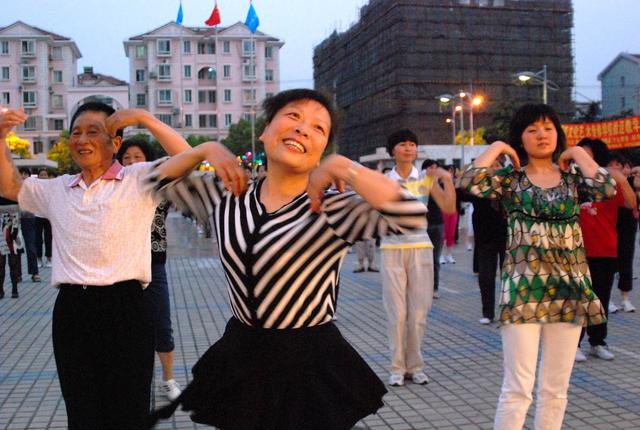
[176,1,184,25]
[244,3,260,33]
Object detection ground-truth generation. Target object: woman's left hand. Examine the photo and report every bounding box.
[558,146,589,171]
[307,154,351,212]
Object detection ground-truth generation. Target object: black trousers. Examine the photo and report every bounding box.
[580,257,617,347]
[35,217,52,259]
[0,254,20,294]
[617,219,637,292]
[52,281,154,430]
[475,239,505,320]
[427,224,444,291]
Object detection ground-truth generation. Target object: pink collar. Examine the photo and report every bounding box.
[68,160,125,187]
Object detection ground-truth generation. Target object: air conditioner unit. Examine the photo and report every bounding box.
[20,58,30,64]
[149,72,157,79]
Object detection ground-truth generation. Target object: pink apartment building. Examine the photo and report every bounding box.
[0,21,128,156]
[124,21,283,140]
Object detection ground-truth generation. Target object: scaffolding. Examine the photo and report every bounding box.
[314,0,574,160]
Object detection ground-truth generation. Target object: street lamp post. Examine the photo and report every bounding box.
[436,87,483,167]
[513,64,558,104]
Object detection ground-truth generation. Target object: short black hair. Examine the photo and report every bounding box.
[608,152,628,166]
[38,168,49,176]
[577,138,611,167]
[262,89,336,144]
[116,137,156,163]
[387,129,418,156]
[18,167,31,176]
[508,104,566,165]
[69,102,123,138]
[421,159,438,170]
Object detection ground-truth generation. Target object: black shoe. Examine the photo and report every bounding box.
[11,291,18,298]
[353,268,365,273]
[367,267,379,272]
[0,290,4,299]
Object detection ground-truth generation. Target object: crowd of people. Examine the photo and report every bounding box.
[0,90,639,430]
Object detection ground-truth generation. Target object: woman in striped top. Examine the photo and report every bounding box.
[148,89,427,430]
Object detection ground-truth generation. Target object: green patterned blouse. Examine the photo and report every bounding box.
[460,164,616,326]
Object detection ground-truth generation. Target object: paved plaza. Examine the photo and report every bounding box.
[1,213,639,429]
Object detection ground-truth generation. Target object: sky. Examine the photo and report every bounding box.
[3,0,640,102]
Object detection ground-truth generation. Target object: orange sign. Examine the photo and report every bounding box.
[562,116,640,150]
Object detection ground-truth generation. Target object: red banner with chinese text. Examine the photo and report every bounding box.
[562,116,640,150]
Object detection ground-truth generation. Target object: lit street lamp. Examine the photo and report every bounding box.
[512,64,559,104]
[436,86,483,166]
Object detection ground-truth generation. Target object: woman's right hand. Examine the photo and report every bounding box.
[489,141,521,170]
[204,142,249,196]
[0,108,28,138]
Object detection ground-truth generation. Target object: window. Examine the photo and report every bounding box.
[23,91,36,107]
[24,117,37,131]
[208,90,216,104]
[198,68,216,80]
[198,90,205,104]
[224,114,232,127]
[157,39,171,56]
[135,45,146,58]
[184,64,191,78]
[53,119,64,131]
[157,114,172,126]
[22,66,36,82]
[135,69,145,82]
[266,92,274,99]
[199,115,207,128]
[265,46,272,58]
[242,40,255,56]
[1,67,9,81]
[242,64,256,81]
[265,69,273,82]
[223,65,231,78]
[51,46,62,60]
[183,40,191,54]
[208,43,216,54]
[197,42,206,55]
[184,89,192,103]
[52,94,63,109]
[242,89,257,105]
[208,114,217,128]
[21,40,35,56]
[33,139,43,153]
[223,41,230,53]
[621,76,625,87]
[52,70,63,83]
[1,41,8,55]
[136,93,146,106]
[158,64,171,81]
[185,114,192,127]
[243,112,252,122]
[224,89,231,102]
[2,92,9,104]
[158,89,172,105]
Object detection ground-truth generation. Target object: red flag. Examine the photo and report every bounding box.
[205,3,221,26]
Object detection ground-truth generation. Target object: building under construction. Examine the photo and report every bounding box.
[313,0,574,161]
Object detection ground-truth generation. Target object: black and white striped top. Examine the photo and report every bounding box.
[149,171,427,329]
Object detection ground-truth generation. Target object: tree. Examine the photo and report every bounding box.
[484,100,518,143]
[221,117,266,157]
[186,135,213,148]
[575,101,601,123]
[455,128,486,146]
[47,131,79,175]
[5,131,32,159]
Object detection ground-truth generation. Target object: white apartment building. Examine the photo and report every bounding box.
[124,21,283,140]
[0,21,129,156]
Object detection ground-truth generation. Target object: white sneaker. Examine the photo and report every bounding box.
[388,374,404,387]
[467,245,473,251]
[478,317,491,325]
[439,256,446,265]
[411,372,429,385]
[608,302,619,313]
[37,259,43,268]
[159,379,182,401]
[590,345,614,361]
[620,299,636,313]
[45,258,52,268]
[575,348,587,362]
[446,255,456,264]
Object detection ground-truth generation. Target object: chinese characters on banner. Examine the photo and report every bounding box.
[562,116,640,150]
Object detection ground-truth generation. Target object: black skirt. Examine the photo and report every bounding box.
[149,317,387,430]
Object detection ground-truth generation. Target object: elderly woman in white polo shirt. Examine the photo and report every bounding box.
[0,104,199,429]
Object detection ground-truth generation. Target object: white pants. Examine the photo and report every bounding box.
[494,323,582,430]
[355,239,377,269]
[381,247,434,375]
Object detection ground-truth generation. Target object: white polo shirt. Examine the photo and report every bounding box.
[381,166,432,250]
[18,161,160,287]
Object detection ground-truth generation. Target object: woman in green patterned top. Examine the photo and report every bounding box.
[460,104,616,430]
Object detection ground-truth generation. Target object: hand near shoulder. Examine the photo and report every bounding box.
[0,108,28,138]
[202,142,249,197]
[476,141,521,171]
[307,154,351,212]
[104,109,154,137]
[427,166,452,181]
[557,146,592,171]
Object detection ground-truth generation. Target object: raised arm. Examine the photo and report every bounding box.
[306,154,403,212]
[557,146,600,178]
[428,167,456,214]
[155,141,248,196]
[0,109,28,201]
[608,169,637,210]
[105,109,190,156]
[473,141,521,170]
